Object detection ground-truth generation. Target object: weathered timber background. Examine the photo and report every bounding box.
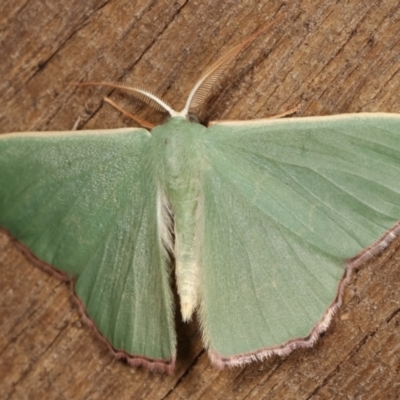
[1,0,400,399]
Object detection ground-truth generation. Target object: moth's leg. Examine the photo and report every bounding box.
[103,97,155,129]
[207,105,301,126]
[71,117,81,130]
[266,104,301,119]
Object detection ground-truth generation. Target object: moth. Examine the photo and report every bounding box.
[1,17,400,374]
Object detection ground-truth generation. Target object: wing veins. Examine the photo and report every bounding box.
[214,180,298,341]
[299,129,400,177]
[275,163,381,246]
[335,125,400,154]
[112,200,148,344]
[212,180,276,343]
[274,222,336,314]
[313,167,399,225]
[273,225,319,325]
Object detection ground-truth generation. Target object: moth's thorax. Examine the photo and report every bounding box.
[151,117,206,321]
[151,117,206,189]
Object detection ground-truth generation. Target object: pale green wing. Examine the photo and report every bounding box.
[200,113,400,367]
[0,128,175,372]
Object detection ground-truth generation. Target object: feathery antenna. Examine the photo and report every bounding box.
[182,14,284,115]
[72,82,177,116]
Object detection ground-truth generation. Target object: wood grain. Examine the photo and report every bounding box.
[1,0,400,398]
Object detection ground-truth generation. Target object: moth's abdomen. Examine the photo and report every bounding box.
[173,192,203,321]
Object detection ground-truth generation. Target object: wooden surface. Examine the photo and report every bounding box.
[1,0,400,398]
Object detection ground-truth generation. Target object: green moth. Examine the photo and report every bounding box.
[1,19,400,373]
